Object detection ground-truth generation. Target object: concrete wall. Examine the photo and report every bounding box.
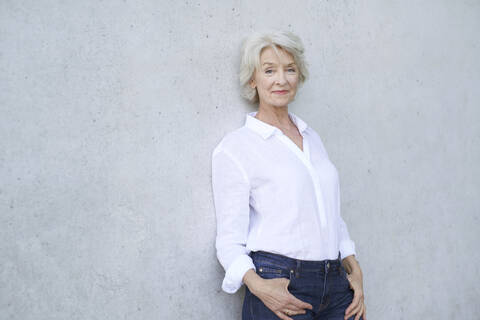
[1,1,479,319]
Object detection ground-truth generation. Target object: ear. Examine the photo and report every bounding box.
[249,79,256,89]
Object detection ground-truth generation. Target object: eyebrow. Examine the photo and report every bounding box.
[262,62,296,66]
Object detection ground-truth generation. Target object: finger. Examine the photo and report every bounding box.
[354,304,362,320]
[284,303,307,312]
[345,302,362,320]
[283,279,312,311]
[288,295,313,310]
[345,295,360,319]
[275,311,293,320]
[281,293,310,312]
[355,303,365,320]
[345,292,360,315]
[346,303,362,320]
[284,308,307,316]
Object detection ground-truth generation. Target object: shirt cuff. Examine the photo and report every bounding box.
[339,240,356,260]
[221,254,256,294]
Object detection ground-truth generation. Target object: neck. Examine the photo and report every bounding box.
[255,104,292,130]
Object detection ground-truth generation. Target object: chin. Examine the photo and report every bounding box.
[274,97,293,105]
[273,102,290,108]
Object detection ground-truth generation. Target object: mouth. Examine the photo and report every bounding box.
[273,90,289,95]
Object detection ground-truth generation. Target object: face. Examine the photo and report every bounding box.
[250,46,299,108]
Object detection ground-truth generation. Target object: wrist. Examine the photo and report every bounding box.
[342,255,360,274]
[349,268,362,278]
[243,269,266,295]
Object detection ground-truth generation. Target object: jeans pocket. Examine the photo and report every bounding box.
[255,259,291,280]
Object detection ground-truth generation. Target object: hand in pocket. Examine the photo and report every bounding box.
[253,277,313,320]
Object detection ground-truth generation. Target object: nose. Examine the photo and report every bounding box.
[275,69,288,85]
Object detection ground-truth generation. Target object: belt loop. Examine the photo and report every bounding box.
[295,259,301,278]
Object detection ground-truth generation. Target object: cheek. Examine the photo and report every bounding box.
[259,80,274,92]
[263,77,275,86]
[288,75,299,86]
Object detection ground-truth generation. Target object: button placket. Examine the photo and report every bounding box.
[303,137,311,162]
[276,134,327,228]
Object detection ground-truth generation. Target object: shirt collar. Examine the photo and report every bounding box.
[245,111,308,139]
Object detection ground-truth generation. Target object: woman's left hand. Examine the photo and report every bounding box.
[344,269,366,320]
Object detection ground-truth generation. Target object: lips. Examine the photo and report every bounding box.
[273,90,288,94]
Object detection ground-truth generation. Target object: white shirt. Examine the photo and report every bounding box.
[211,110,356,294]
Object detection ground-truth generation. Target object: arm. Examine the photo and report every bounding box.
[338,214,366,320]
[212,148,313,318]
[341,254,361,275]
[242,269,264,295]
[211,148,255,294]
[338,213,356,262]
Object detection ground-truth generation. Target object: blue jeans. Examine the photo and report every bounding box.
[242,250,363,320]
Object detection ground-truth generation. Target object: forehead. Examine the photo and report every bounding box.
[259,46,294,65]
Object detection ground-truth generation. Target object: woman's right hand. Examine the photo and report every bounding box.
[243,269,313,320]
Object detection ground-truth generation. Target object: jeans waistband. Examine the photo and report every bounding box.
[249,250,342,271]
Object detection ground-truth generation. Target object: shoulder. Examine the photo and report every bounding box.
[211,127,253,182]
[305,126,323,143]
[212,126,253,158]
[306,126,329,155]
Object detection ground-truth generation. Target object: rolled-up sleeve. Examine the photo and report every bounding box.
[211,148,255,294]
[336,178,356,260]
[338,214,356,260]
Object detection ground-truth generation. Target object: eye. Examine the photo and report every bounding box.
[265,69,273,74]
[287,68,296,72]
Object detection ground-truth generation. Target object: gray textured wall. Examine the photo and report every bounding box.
[1,1,479,319]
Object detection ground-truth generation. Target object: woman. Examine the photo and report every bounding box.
[211,30,366,320]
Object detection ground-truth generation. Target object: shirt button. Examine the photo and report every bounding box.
[259,268,263,272]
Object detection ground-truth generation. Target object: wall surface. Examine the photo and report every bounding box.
[1,1,479,319]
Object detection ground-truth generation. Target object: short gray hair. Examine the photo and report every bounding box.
[239,30,309,104]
